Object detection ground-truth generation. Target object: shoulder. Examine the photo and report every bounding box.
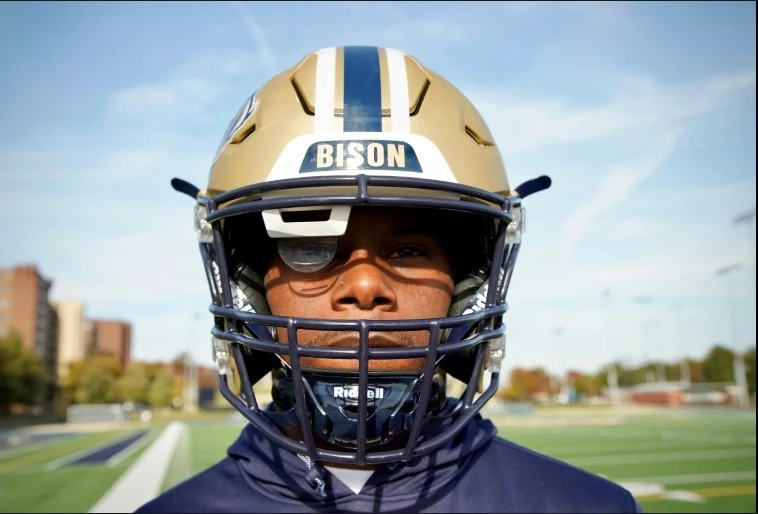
[135,457,247,513]
[459,436,641,513]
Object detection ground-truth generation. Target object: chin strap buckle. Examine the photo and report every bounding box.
[213,337,232,375]
[505,206,524,244]
[195,202,213,243]
[485,335,506,373]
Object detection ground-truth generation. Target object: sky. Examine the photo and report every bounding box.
[0,1,755,378]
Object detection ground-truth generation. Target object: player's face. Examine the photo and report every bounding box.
[264,207,455,373]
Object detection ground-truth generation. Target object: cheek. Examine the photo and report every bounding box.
[407,285,453,317]
[264,263,337,317]
[395,269,454,318]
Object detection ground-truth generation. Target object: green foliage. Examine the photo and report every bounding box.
[502,342,757,403]
[148,369,175,408]
[115,363,150,404]
[745,347,756,395]
[0,331,48,415]
[62,353,122,407]
[60,353,185,410]
[702,345,736,382]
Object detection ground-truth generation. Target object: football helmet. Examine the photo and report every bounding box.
[172,46,550,466]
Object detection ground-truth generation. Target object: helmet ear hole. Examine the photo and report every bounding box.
[440,272,486,384]
[224,212,276,278]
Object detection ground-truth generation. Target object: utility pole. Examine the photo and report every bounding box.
[635,297,653,382]
[602,289,620,406]
[716,264,749,408]
[734,208,756,294]
[673,305,691,386]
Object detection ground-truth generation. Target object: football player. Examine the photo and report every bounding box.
[137,46,641,513]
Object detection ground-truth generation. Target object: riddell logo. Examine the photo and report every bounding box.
[333,386,385,400]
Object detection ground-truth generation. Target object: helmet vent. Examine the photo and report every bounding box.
[291,78,316,116]
[409,79,431,116]
[232,123,256,145]
[465,126,494,147]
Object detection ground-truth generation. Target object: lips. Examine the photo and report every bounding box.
[302,333,414,349]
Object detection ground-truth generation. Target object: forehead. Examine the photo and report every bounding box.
[345,207,441,233]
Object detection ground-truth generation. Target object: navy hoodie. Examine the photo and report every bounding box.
[136,412,642,513]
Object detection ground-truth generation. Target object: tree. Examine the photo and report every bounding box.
[0,332,47,415]
[687,358,704,383]
[62,353,122,406]
[744,347,756,395]
[702,345,735,383]
[148,369,175,408]
[500,367,552,401]
[572,372,602,398]
[115,363,150,404]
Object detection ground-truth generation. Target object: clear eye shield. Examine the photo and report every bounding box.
[277,237,339,273]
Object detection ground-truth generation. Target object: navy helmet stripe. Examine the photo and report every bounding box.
[343,46,382,132]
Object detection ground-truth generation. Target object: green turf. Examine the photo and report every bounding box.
[0,424,162,513]
[0,408,754,513]
[490,409,756,513]
[161,421,244,492]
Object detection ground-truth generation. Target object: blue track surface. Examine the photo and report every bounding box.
[65,430,149,466]
[0,431,74,450]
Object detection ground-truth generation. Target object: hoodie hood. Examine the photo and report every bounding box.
[227,403,497,505]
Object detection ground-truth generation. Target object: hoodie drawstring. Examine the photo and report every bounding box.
[297,454,328,499]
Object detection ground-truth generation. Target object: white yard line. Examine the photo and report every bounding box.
[88,422,186,513]
[535,438,740,457]
[570,448,756,466]
[616,470,756,486]
[561,427,756,446]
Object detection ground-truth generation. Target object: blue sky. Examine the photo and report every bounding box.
[0,1,755,377]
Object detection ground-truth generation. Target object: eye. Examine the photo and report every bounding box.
[387,245,427,259]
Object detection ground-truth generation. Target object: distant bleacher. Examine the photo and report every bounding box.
[66,403,150,424]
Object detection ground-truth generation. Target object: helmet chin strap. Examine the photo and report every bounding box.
[271,368,447,450]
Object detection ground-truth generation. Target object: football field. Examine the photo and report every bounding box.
[0,406,754,513]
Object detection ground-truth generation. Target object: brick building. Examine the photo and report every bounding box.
[0,265,58,402]
[87,319,132,370]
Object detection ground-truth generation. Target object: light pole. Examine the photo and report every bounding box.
[634,297,653,381]
[641,319,660,383]
[672,305,691,386]
[716,264,749,408]
[554,327,569,404]
[183,311,202,413]
[734,208,756,303]
[602,289,620,406]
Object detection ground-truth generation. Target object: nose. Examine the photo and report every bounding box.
[332,250,397,311]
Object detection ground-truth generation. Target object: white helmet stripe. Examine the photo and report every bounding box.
[314,47,337,133]
[385,48,410,133]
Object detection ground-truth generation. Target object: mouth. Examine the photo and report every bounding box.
[303,332,415,349]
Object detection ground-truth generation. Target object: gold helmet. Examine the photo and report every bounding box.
[172,45,550,465]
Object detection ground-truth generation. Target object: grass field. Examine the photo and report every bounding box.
[0,406,754,513]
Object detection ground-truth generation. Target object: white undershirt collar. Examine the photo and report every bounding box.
[323,465,376,494]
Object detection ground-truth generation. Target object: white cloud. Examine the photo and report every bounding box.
[558,128,681,256]
[105,52,257,121]
[49,221,206,307]
[334,17,470,50]
[228,1,279,75]
[605,217,660,242]
[109,78,223,116]
[465,68,756,157]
